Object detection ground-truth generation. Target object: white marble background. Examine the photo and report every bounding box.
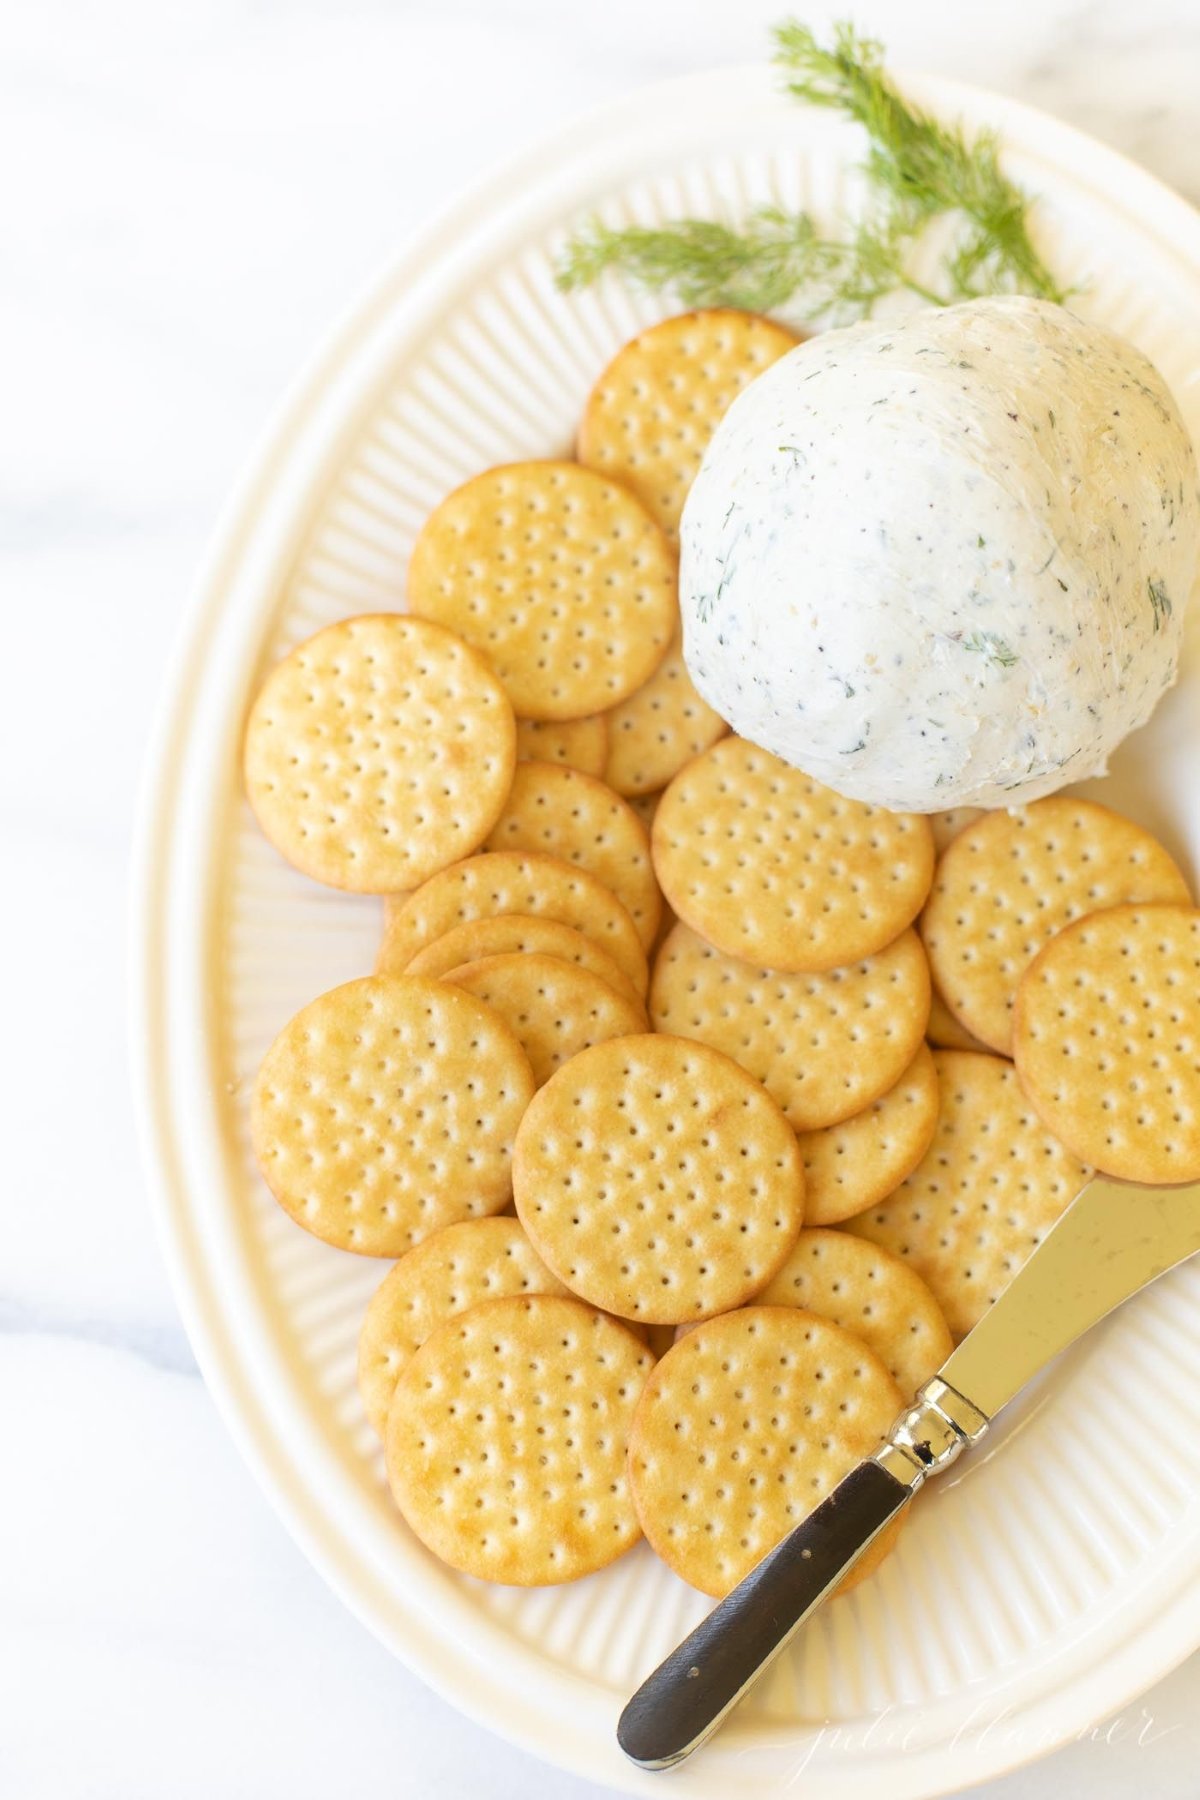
[4,0,1199,1794]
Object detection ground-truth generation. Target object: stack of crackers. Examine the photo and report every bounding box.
[243,309,1200,1596]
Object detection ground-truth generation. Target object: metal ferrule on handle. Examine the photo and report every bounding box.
[617,1377,990,1771]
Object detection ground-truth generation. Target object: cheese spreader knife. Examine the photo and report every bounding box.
[618,1173,1200,1771]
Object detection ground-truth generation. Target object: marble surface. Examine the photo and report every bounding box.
[4,0,1200,1794]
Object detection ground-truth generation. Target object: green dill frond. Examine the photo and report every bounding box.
[555,19,1072,322]
[555,209,840,314]
[829,203,945,313]
[555,203,944,321]
[772,19,1067,304]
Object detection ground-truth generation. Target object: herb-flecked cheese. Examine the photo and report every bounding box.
[679,296,1199,810]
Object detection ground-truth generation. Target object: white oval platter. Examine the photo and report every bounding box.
[132,64,1200,1799]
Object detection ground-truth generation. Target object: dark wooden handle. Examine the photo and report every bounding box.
[617,1458,910,1770]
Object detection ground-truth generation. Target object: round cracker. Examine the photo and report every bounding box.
[484,760,662,951]
[757,1228,953,1401]
[649,919,930,1133]
[929,806,987,856]
[624,792,680,950]
[653,737,935,973]
[797,1043,940,1226]
[251,975,535,1256]
[385,1294,652,1585]
[577,308,800,539]
[515,712,608,777]
[603,628,728,799]
[243,614,516,893]
[377,851,648,995]
[926,985,991,1053]
[921,797,1191,1056]
[628,1308,903,1598]
[1013,902,1200,1183]
[846,1050,1092,1339]
[512,1033,805,1325]
[406,461,676,721]
[358,1217,569,1437]
[404,914,643,1009]
[442,953,646,1086]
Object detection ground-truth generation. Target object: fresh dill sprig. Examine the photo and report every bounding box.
[555,19,1069,321]
[556,209,843,314]
[557,203,940,317]
[774,21,1065,304]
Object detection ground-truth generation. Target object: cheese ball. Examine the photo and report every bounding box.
[679,297,1199,811]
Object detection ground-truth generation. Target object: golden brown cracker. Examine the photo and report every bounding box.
[625,793,678,949]
[602,629,727,799]
[847,1050,1092,1338]
[442,952,646,1086]
[922,797,1190,1056]
[628,1307,903,1597]
[377,851,648,995]
[929,806,987,856]
[385,1294,652,1584]
[515,712,608,777]
[757,1228,953,1400]
[406,461,675,720]
[404,913,643,1008]
[653,737,935,972]
[797,1043,940,1225]
[484,760,661,951]
[649,920,930,1133]
[577,309,800,539]
[926,986,992,1053]
[243,613,515,893]
[1013,902,1200,1183]
[357,1216,569,1436]
[251,975,535,1255]
[512,1033,805,1325]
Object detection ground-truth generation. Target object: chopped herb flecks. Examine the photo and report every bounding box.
[1148,578,1173,632]
[963,630,1018,668]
